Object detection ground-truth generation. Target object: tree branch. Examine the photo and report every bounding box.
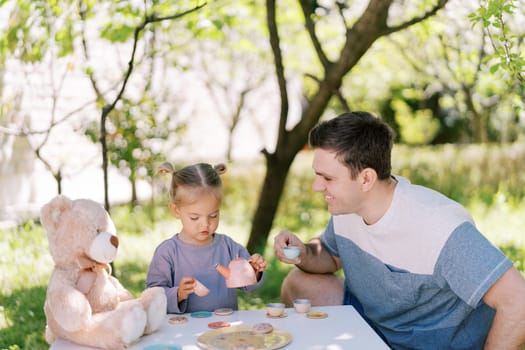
[298,0,331,70]
[382,0,448,36]
[304,73,349,111]
[265,0,289,155]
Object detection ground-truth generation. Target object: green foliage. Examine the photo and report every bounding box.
[377,84,467,144]
[469,0,524,85]
[1,0,78,61]
[274,153,329,239]
[110,203,171,236]
[54,21,74,57]
[392,100,440,145]
[181,0,261,40]
[221,163,265,229]
[500,244,525,272]
[85,102,186,204]
[392,143,525,206]
[100,23,137,43]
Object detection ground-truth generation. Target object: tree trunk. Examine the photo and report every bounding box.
[247,153,295,253]
[131,177,138,207]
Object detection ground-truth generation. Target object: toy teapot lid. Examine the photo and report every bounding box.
[215,257,257,288]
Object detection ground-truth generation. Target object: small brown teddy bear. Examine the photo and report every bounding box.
[41,195,167,349]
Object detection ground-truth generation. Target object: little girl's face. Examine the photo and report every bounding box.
[170,191,221,245]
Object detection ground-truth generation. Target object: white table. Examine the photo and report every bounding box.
[50,305,390,349]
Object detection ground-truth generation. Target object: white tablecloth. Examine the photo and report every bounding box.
[50,305,390,349]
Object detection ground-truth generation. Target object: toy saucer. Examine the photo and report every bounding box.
[252,322,274,334]
[214,307,234,316]
[306,311,328,319]
[266,312,287,319]
[168,316,188,325]
[208,321,231,329]
[191,311,213,318]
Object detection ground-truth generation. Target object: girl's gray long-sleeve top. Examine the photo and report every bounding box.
[146,233,264,313]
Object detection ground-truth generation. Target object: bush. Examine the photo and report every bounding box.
[392,143,525,206]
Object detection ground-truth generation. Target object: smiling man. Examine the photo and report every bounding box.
[274,111,525,350]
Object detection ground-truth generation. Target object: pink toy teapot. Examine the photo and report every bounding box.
[215,257,257,288]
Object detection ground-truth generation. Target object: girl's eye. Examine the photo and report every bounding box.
[210,214,218,219]
[190,216,199,221]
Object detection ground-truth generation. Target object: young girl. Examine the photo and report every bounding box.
[146,162,267,314]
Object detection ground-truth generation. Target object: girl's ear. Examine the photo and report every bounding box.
[169,203,181,218]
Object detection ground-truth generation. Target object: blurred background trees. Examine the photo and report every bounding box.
[0,0,524,251]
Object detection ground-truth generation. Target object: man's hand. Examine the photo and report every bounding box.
[273,230,305,264]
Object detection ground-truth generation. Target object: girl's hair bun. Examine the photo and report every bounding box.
[157,162,174,175]
[214,163,227,175]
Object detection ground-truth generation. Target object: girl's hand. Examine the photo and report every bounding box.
[248,253,268,273]
[177,277,195,302]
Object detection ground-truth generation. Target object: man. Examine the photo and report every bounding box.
[274,111,525,349]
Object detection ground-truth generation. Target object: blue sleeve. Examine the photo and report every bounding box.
[320,217,340,258]
[435,222,513,307]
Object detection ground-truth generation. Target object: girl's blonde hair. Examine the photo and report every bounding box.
[158,162,227,205]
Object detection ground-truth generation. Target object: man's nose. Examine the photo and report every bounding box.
[312,178,323,192]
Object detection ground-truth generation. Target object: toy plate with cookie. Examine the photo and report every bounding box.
[197,324,292,350]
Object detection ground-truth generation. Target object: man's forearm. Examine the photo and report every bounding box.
[484,309,525,349]
[296,240,339,273]
[483,268,525,349]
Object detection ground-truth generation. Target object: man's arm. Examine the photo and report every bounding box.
[483,266,525,349]
[274,232,341,273]
[296,237,341,273]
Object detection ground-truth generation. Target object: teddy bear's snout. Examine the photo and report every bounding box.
[111,235,119,248]
[88,232,119,264]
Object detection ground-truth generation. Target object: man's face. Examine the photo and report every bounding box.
[312,148,364,216]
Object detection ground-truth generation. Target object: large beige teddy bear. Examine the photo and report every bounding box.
[41,195,167,349]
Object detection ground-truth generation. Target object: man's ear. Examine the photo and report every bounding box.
[360,168,377,192]
[169,203,181,218]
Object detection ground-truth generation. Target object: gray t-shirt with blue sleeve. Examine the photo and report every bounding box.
[321,176,512,349]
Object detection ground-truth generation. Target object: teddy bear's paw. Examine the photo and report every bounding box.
[143,288,167,334]
[120,302,147,345]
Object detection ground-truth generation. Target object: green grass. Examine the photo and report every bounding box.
[2,143,525,350]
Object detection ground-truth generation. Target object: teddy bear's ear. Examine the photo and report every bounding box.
[40,195,74,232]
